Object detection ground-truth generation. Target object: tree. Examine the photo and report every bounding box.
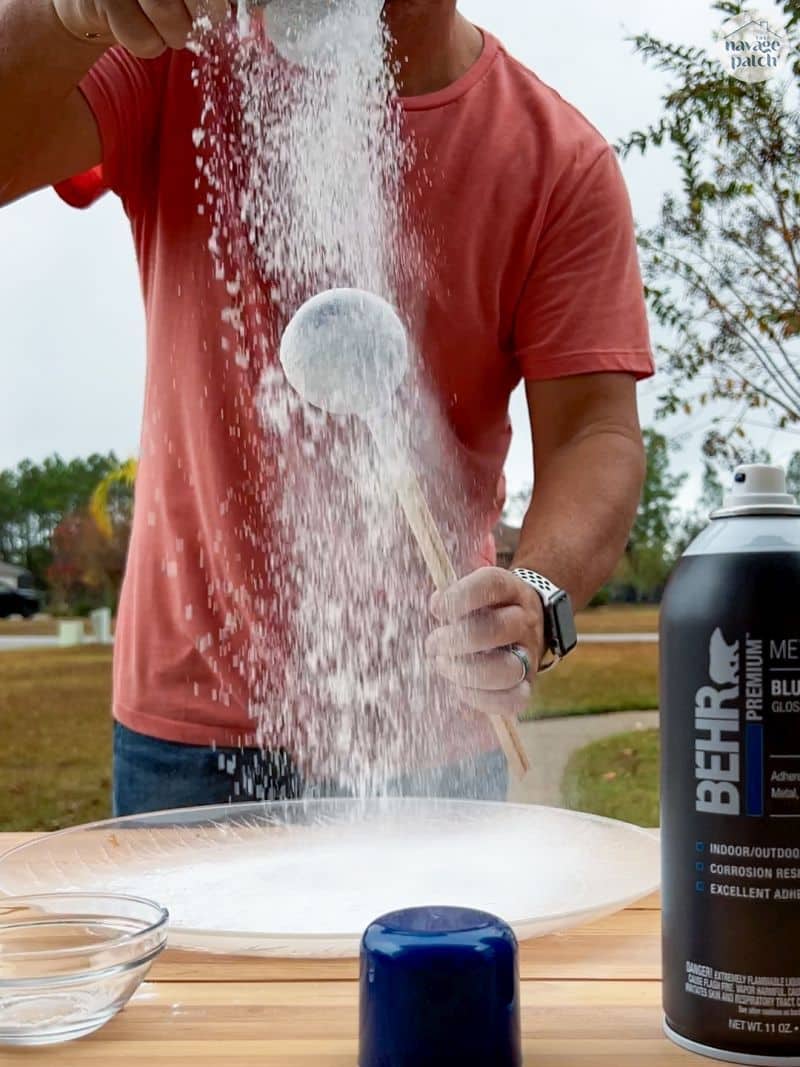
[787,451,800,496]
[592,429,687,603]
[48,507,132,614]
[0,469,18,564]
[0,453,120,586]
[46,459,137,613]
[620,1,800,461]
[675,461,727,551]
[633,429,688,549]
[699,461,725,513]
[90,459,137,539]
[616,429,687,598]
[501,484,532,526]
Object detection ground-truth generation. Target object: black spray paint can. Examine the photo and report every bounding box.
[661,465,800,1065]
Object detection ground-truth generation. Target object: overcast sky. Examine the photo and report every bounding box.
[1,0,795,507]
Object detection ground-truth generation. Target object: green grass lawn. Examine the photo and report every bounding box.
[1,604,658,638]
[0,647,113,832]
[0,617,94,637]
[1,629,660,831]
[561,729,660,827]
[528,641,658,720]
[575,604,659,634]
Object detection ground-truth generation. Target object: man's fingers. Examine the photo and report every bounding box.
[138,0,194,49]
[426,605,526,658]
[432,650,528,692]
[106,2,168,57]
[446,681,532,721]
[431,567,523,623]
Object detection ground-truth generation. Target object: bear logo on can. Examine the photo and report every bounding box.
[709,627,740,687]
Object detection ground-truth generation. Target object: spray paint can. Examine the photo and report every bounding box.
[661,464,800,1065]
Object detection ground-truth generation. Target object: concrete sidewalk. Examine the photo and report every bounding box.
[509,709,660,807]
[0,635,62,651]
[580,633,658,643]
[0,635,114,651]
[0,632,656,652]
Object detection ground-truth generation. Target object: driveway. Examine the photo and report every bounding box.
[509,709,660,807]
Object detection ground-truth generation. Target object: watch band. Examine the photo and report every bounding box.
[512,567,565,673]
[511,568,561,605]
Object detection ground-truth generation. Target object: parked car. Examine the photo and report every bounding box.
[0,579,40,619]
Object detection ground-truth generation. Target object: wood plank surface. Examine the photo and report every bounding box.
[0,980,717,1066]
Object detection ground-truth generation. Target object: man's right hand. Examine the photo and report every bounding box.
[52,0,229,57]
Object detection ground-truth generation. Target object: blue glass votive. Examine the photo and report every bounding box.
[359,905,521,1067]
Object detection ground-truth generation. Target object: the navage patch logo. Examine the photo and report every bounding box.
[713,11,793,84]
[696,628,741,815]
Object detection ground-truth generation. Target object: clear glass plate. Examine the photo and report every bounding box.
[0,799,659,957]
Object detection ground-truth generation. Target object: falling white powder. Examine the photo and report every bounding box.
[186,5,490,797]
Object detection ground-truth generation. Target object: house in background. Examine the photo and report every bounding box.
[0,561,36,590]
[493,523,521,569]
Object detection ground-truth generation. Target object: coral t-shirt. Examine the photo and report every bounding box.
[57,30,653,757]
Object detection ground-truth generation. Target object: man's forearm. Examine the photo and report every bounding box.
[0,0,103,199]
[513,428,646,609]
[426,427,642,718]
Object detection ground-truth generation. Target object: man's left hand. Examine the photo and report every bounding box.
[425,567,545,720]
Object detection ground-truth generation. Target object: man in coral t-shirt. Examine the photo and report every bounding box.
[0,0,653,814]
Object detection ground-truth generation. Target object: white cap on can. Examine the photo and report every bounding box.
[716,464,799,516]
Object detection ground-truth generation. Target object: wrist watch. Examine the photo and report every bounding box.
[512,568,578,673]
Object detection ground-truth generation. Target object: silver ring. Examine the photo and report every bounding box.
[508,644,531,685]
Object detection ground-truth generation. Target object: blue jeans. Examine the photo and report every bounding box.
[112,722,508,816]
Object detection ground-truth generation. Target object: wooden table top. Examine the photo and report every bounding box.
[0,831,712,1065]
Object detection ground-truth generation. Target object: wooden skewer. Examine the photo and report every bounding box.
[365,417,530,781]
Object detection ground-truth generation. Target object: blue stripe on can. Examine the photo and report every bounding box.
[745,722,764,817]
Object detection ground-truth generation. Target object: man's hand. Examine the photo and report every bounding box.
[52,0,229,56]
[425,567,544,720]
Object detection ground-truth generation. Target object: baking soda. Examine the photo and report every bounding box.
[187,5,488,797]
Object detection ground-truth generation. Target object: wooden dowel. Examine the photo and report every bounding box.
[365,416,529,781]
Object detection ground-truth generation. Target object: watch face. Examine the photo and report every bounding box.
[553,593,578,653]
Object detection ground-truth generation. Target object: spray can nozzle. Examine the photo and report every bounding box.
[713,464,800,518]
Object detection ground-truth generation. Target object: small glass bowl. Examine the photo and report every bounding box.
[0,893,169,1046]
